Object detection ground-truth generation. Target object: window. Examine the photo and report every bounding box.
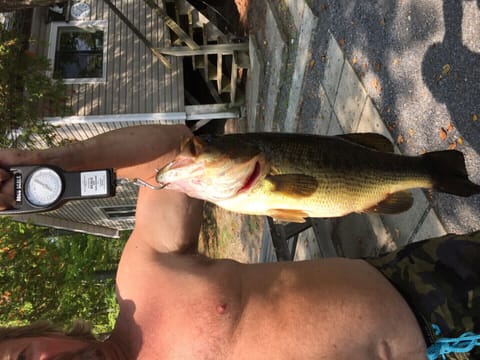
[47,21,107,84]
[54,27,103,79]
[100,205,136,220]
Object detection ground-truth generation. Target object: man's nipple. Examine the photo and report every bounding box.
[216,303,227,314]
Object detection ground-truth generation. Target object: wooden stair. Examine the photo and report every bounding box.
[162,0,249,105]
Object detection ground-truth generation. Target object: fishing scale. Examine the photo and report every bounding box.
[1,165,116,214]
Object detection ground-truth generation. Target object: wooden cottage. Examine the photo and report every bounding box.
[10,0,249,237]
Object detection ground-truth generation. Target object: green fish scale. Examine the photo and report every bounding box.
[256,133,430,189]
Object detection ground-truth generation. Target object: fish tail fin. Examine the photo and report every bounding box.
[423,150,480,197]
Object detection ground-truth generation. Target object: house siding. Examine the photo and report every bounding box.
[49,182,139,231]
[30,0,183,118]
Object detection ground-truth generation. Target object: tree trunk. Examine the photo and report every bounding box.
[0,0,65,12]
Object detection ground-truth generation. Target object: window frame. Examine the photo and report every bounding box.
[47,20,108,84]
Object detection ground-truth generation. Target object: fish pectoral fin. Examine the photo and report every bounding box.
[268,209,309,223]
[266,174,318,197]
[338,133,394,153]
[364,191,414,214]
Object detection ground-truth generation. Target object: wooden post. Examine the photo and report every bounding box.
[143,0,200,50]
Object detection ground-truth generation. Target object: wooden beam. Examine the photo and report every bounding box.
[267,217,312,261]
[12,214,120,238]
[185,103,241,119]
[103,0,172,69]
[143,0,200,50]
[159,43,249,56]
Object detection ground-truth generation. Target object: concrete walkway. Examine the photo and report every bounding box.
[246,0,480,261]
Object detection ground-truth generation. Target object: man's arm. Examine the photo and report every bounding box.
[0,124,188,177]
[0,124,203,254]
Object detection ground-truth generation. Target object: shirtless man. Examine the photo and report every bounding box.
[0,125,478,359]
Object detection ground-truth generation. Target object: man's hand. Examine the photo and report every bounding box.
[0,148,37,211]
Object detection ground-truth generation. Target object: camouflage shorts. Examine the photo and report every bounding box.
[365,231,480,360]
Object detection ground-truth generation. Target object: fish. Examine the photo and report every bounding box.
[155,132,480,222]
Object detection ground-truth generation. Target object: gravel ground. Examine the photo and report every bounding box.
[301,0,480,234]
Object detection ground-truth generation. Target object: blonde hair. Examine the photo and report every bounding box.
[0,319,96,342]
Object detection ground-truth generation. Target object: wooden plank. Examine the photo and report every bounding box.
[168,52,176,112]
[145,2,154,113]
[159,43,249,56]
[65,0,71,22]
[78,85,88,116]
[185,89,200,105]
[13,214,120,238]
[88,0,96,19]
[104,0,117,114]
[90,1,103,115]
[118,0,128,114]
[159,4,168,113]
[310,219,338,258]
[91,84,100,115]
[200,70,222,103]
[152,2,161,113]
[267,217,294,261]
[185,103,240,119]
[217,52,222,92]
[188,8,193,43]
[84,84,92,115]
[140,1,147,113]
[29,8,49,57]
[110,0,121,114]
[95,0,103,20]
[231,54,238,103]
[234,50,250,68]
[132,1,140,113]
[71,85,80,115]
[188,9,195,70]
[266,218,313,261]
[202,27,208,81]
[143,0,200,50]
[103,0,171,69]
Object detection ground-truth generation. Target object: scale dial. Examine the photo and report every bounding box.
[25,167,63,206]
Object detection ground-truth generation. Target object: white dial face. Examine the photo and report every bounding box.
[70,2,91,19]
[25,168,63,207]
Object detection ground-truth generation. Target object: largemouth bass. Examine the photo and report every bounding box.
[156,132,480,222]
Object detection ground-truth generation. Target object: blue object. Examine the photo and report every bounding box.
[427,324,480,360]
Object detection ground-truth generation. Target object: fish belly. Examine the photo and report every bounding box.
[216,176,431,219]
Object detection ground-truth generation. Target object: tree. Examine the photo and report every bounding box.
[0,21,70,148]
[0,217,128,334]
[0,1,65,12]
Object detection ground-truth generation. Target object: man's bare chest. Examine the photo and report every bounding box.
[116,259,243,359]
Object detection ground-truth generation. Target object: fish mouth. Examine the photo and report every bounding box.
[237,161,261,193]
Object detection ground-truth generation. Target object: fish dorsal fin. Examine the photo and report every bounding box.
[364,191,414,214]
[268,209,309,223]
[266,174,318,197]
[338,133,394,153]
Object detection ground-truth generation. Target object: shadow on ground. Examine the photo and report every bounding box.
[422,0,480,154]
